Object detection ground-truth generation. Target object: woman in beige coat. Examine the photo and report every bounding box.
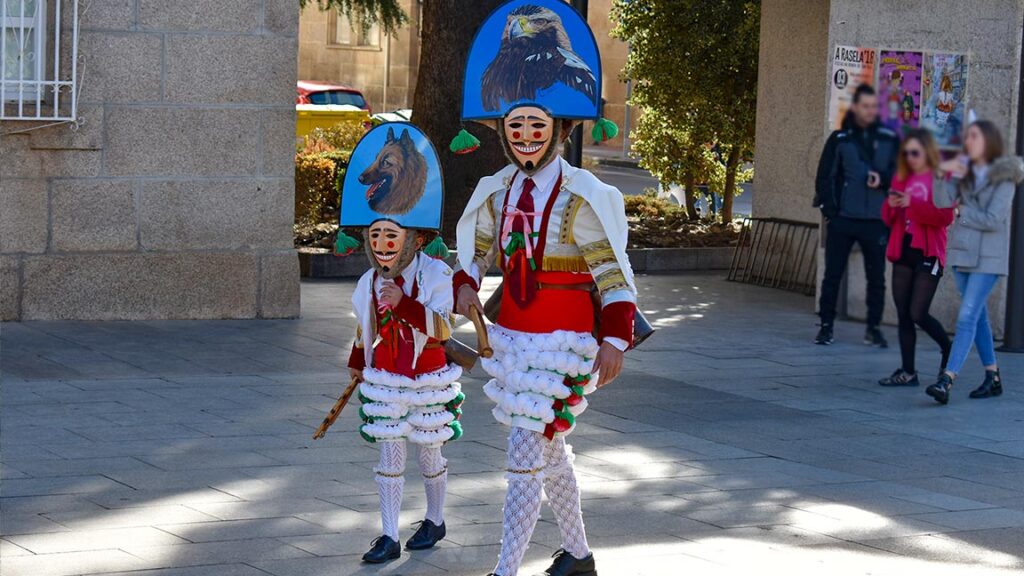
[926,120,1024,404]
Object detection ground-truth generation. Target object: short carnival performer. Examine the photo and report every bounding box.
[450,3,637,574]
[335,123,464,564]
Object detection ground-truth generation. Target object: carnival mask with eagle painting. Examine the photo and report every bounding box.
[461,0,602,121]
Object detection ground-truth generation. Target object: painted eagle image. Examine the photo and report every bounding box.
[480,4,598,112]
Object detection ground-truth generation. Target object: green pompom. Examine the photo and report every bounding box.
[333,230,360,256]
[449,128,480,155]
[423,236,450,260]
[447,420,464,442]
[447,391,466,408]
[591,118,619,142]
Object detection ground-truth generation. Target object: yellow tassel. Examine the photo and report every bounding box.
[542,255,590,273]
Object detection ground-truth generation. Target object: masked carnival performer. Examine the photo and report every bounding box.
[450,3,636,574]
[335,123,464,564]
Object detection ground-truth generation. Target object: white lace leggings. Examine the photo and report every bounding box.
[494,427,590,576]
[374,440,448,541]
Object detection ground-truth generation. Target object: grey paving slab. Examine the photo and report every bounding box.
[4,273,1024,575]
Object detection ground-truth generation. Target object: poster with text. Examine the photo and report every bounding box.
[878,50,924,136]
[921,52,969,150]
[828,46,876,130]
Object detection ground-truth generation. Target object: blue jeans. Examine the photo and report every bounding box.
[946,270,1000,375]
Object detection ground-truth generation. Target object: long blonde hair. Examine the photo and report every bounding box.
[896,128,942,181]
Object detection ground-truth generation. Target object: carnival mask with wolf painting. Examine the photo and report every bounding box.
[499,105,566,175]
[358,126,428,215]
[364,220,423,279]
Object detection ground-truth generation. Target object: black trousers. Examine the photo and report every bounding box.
[818,217,888,327]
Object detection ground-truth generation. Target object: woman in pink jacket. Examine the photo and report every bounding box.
[878,129,956,387]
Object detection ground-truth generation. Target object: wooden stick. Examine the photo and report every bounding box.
[312,376,361,440]
[468,306,492,358]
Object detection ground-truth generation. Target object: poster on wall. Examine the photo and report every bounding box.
[877,50,924,136]
[921,52,969,150]
[828,45,876,130]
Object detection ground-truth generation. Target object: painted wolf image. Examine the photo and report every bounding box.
[358,127,428,215]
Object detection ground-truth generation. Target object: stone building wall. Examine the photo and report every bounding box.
[753,0,1024,337]
[1,0,300,320]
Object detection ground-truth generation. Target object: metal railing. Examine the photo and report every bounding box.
[727,217,819,296]
[1,0,78,122]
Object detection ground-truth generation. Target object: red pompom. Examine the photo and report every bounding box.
[565,393,583,407]
[552,418,572,433]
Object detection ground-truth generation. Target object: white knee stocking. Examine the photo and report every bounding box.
[542,438,590,559]
[418,445,447,525]
[375,440,406,541]
[494,427,545,576]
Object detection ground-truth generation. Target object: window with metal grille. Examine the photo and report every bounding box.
[1,0,78,122]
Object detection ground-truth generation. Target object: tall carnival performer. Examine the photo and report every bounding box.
[450,3,636,574]
[335,123,464,564]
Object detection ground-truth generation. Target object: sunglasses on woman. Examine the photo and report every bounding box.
[903,149,922,158]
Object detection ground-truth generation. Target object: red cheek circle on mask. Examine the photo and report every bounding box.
[512,131,521,139]
[533,131,542,139]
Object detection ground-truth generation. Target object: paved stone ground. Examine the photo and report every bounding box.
[2,272,1024,576]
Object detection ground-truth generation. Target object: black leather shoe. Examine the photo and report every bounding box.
[362,535,401,563]
[405,519,446,550]
[535,549,597,576]
[926,373,954,405]
[879,369,919,387]
[815,324,834,345]
[864,326,888,348]
[969,369,1003,399]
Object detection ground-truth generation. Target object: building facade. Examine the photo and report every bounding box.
[1,0,300,321]
[296,0,634,148]
[298,1,421,113]
[754,0,1024,337]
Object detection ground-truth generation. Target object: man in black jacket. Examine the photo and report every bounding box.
[814,85,899,346]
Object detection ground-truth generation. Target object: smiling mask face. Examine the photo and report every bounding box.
[500,105,561,175]
[365,220,418,278]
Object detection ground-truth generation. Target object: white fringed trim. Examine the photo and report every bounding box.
[488,325,599,358]
[362,420,412,440]
[361,402,408,419]
[408,425,455,446]
[362,364,463,390]
[360,381,461,408]
[483,379,555,423]
[505,369,572,399]
[406,407,456,430]
[510,414,549,434]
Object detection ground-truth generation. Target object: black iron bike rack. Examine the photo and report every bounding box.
[727,217,819,296]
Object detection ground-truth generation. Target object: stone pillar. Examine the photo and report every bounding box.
[0,0,301,320]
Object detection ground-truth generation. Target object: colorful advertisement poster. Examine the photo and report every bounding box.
[878,50,924,136]
[921,52,969,149]
[828,45,876,130]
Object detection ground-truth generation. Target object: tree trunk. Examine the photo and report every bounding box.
[722,146,740,223]
[411,0,506,243]
[683,170,698,220]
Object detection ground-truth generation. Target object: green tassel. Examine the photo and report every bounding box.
[591,117,619,142]
[449,128,480,155]
[423,236,450,260]
[333,230,360,256]
[571,384,585,397]
[447,420,464,441]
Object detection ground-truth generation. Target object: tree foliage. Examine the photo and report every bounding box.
[613,0,759,221]
[299,0,408,34]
